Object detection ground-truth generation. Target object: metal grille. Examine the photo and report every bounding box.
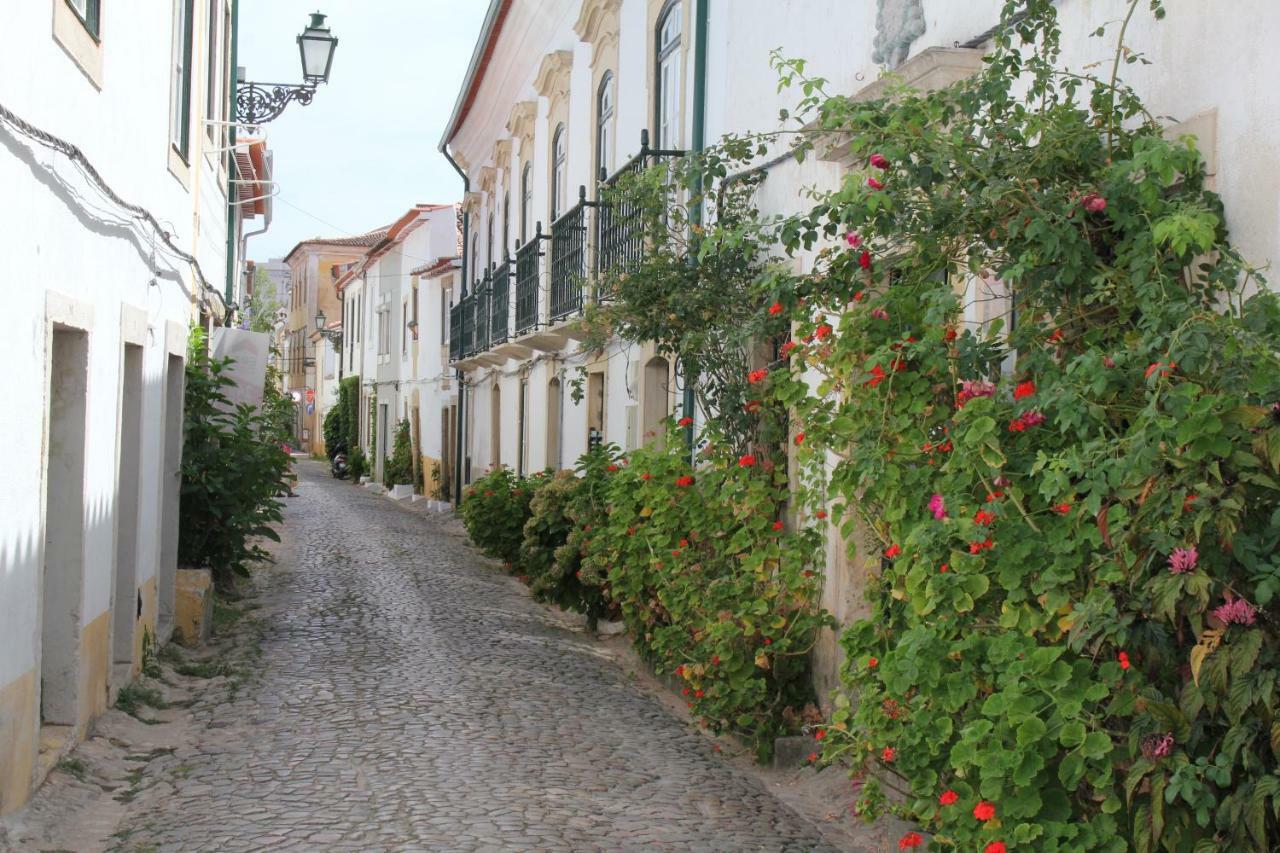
[453,298,468,361]
[490,260,511,345]
[459,293,475,357]
[473,274,491,355]
[550,190,587,322]
[515,233,542,336]
[596,153,648,279]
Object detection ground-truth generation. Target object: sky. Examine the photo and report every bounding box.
[238,0,488,262]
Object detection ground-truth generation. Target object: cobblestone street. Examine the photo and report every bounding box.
[96,462,841,852]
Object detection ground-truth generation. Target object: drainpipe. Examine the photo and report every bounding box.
[443,145,469,506]
[223,0,241,311]
[684,0,709,455]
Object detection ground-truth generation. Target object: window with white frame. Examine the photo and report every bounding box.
[68,0,101,38]
[656,1,682,151]
[597,72,615,180]
[521,163,533,242]
[551,124,567,221]
[170,0,195,158]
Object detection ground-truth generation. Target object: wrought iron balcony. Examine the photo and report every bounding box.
[459,293,475,358]
[448,301,462,363]
[550,186,588,323]
[515,227,544,337]
[473,273,491,356]
[594,130,684,295]
[490,259,511,345]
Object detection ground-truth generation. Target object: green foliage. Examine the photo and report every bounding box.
[322,405,343,457]
[751,1,1280,848]
[383,419,414,487]
[583,425,832,759]
[178,327,290,590]
[338,375,360,449]
[246,267,283,334]
[459,467,536,566]
[520,447,620,629]
[348,446,367,482]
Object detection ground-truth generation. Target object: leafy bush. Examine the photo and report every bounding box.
[383,418,414,487]
[758,1,1280,849]
[348,446,367,482]
[178,328,290,589]
[460,467,536,565]
[322,404,343,457]
[581,425,831,759]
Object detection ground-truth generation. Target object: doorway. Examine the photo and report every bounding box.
[111,343,144,680]
[157,353,184,636]
[41,327,89,726]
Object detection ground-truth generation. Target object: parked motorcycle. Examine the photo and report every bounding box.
[329,443,349,480]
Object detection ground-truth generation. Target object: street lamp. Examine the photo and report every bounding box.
[314,308,342,347]
[236,12,338,126]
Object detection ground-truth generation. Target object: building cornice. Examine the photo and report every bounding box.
[506,100,537,141]
[533,50,573,100]
[573,0,622,44]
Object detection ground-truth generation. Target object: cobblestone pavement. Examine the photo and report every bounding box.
[114,462,842,852]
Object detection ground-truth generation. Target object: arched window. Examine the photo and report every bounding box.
[521,163,533,242]
[551,123,567,221]
[642,355,671,447]
[655,1,683,150]
[546,377,562,470]
[596,72,615,181]
[490,383,501,467]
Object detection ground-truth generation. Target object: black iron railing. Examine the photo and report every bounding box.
[515,227,544,336]
[459,293,475,357]
[594,130,684,295]
[490,259,511,345]
[473,273,491,355]
[448,301,462,362]
[550,186,588,322]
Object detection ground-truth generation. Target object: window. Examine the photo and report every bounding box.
[597,72,615,181]
[441,288,449,345]
[551,124,568,222]
[503,193,510,261]
[520,163,533,242]
[68,0,101,38]
[486,213,495,274]
[411,287,419,342]
[206,0,220,143]
[170,0,195,158]
[656,1,683,150]
[470,233,479,288]
[377,304,389,356]
[402,298,409,353]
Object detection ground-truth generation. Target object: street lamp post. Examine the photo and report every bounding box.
[314,309,342,348]
[235,12,338,126]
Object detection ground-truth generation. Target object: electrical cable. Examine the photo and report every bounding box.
[0,98,226,314]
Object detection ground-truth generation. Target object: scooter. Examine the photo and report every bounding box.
[330,443,349,480]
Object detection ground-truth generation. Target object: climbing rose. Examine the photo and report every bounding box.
[885,544,902,558]
[1213,598,1258,626]
[675,475,694,487]
[794,432,806,445]
[867,364,887,387]
[780,341,797,357]
[738,454,756,468]
[769,301,783,316]
[871,307,889,320]
[898,832,923,849]
[985,843,1007,853]
[867,177,884,190]
[772,520,784,531]
[859,250,872,270]
[869,153,891,170]
[678,416,693,427]
[1168,546,1198,574]
[748,368,768,384]
[928,493,946,519]
[1118,651,1131,670]
[816,323,833,339]
[939,790,958,806]
[845,232,862,248]
[974,801,996,821]
[814,729,826,741]
[1013,380,1037,400]
[974,509,995,526]
[881,746,896,762]
[956,379,996,408]
[1082,192,1107,213]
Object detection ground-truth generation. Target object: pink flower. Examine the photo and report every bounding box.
[1213,598,1257,626]
[869,153,890,170]
[845,232,862,248]
[867,177,884,190]
[928,493,946,520]
[871,308,889,320]
[1168,547,1198,574]
[1083,192,1107,213]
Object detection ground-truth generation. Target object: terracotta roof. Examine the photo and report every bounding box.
[410,256,462,278]
[283,227,389,264]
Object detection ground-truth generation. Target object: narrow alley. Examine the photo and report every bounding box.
[94,462,838,852]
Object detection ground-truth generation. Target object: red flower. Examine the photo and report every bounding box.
[711,655,720,665]
[1048,328,1065,343]
[641,473,651,481]
[1082,192,1107,213]
[807,752,819,763]
[695,689,704,698]
[816,510,828,520]
[985,491,1005,503]
[881,746,896,762]
[1008,418,1027,433]
[868,657,878,668]
[679,538,689,548]
[675,475,695,487]
[682,687,690,696]
[768,301,784,316]
[675,665,685,677]
[773,520,785,531]
[1145,361,1177,380]
[944,327,958,341]
[678,416,693,427]
[939,789,958,806]
[764,637,773,646]
[1183,493,1197,512]
[748,368,769,384]
[985,843,1007,853]
[815,323,833,340]
[974,801,996,821]
[885,544,902,558]
[1013,380,1036,400]
[898,832,923,850]
[869,153,891,170]
[867,177,884,190]
[867,364,887,387]
[814,729,826,741]
[853,290,866,302]
[606,464,619,472]
[794,432,806,445]
[1053,503,1072,514]
[780,341,797,357]
[1118,651,1131,670]
[859,250,872,270]
[744,400,762,413]
[939,563,949,573]
[738,454,757,468]
[974,510,995,526]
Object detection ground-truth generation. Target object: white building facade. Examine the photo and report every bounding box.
[438,0,1280,699]
[0,0,243,813]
